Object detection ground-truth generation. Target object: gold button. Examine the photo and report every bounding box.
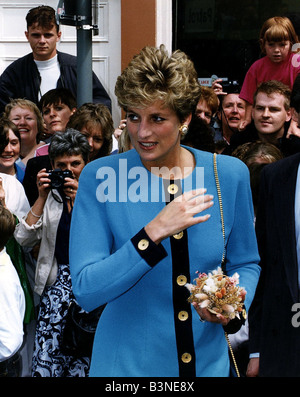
[181,353,192,363]
[177,275,187,286]
[167,184,178,195]
[138,239,149,250]
[178,311,189,321]
[173,231,184,239]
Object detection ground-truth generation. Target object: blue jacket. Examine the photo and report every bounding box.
[15,161,25,183]
[70,147,260,377]
[0,51,111,113]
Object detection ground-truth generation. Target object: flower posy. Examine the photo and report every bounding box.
[186,267,246,319]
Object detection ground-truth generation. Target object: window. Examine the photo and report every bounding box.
[173,0,300,87]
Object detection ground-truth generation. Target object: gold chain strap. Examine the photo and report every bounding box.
[213,153,240,378]
[225,332,240,377]
[213,153,226,266]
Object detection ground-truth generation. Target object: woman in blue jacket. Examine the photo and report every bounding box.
[69,45,260,377]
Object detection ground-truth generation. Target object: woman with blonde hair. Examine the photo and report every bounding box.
[70,45,260,377]
[4,99,45,166]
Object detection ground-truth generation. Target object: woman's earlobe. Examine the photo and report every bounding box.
[179,124,188,137]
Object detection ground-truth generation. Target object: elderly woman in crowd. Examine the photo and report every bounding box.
[69,45,260,377]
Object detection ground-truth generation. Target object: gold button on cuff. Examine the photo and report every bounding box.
[167,184,178,195]
[181,353,192,363]
[173,231,184,239]
[138,239,149,251]
[177,275,187,286]
[178,311,189,321]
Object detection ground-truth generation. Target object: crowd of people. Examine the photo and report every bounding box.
[0,5,300,378]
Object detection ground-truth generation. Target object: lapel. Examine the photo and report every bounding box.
[275,155,300,302]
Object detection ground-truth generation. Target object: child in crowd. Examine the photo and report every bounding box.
[240,16,300,125]
[0,204,25,377]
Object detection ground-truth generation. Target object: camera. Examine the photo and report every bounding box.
[48,169,73,189]
[210,75,240,94]
[221,80,240,94]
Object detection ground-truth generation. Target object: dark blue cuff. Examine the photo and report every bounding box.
[131,228,167,268]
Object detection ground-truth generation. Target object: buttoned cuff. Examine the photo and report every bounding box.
[131,228,167,268]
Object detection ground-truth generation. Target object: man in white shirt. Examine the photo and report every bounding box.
[0,5,111,113]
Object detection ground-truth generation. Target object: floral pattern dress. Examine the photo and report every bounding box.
[32,200,90,377]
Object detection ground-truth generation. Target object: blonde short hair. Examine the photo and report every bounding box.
[115,45,201,123]
[4,98,45,141]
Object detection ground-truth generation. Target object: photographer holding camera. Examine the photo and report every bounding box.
[14,129,91,377]
[213,81,247,154]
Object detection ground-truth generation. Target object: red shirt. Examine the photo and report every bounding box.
[239,52,300,104]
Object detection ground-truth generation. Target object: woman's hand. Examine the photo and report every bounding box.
[114,119,127,140]
[212,79,227,96]
[145,188,214,244]
[238,119,251,131]
[191,302,230,326]
[26,168,50,226]
[36,168,51,200]
[63,176,78,201]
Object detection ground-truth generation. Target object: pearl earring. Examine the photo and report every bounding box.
[180,124,188,136]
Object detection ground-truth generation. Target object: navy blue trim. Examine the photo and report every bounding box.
[163,179,196,377]
[131,228,167,268]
